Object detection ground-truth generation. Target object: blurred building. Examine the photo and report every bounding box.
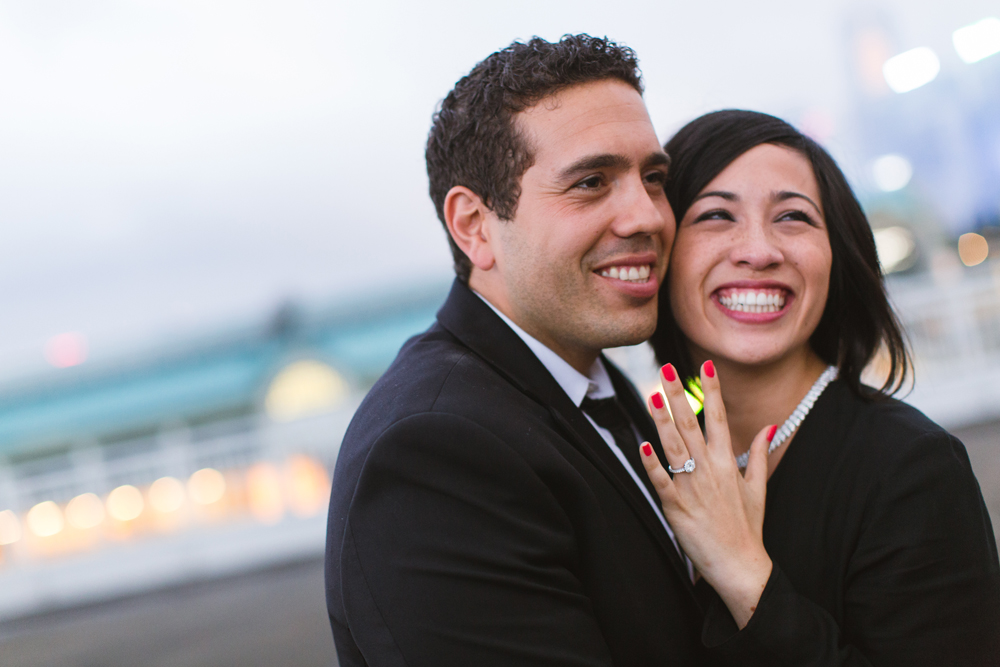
[0,283,447,621]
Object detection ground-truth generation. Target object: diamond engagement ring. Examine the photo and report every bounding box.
[667,458,696,474]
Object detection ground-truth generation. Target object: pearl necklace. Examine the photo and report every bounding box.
[735,365,839,470]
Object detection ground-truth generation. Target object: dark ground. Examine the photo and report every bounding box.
[0,419,996,667]
[0,558,337,667]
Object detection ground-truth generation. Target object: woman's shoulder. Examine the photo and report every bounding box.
[829,380,971,479]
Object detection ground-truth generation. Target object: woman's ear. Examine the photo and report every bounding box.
[443,186,496,272]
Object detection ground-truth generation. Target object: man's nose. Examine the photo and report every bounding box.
[729,221,783,270]
[611,176,670,237]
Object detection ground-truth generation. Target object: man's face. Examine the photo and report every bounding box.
[486,79,674,368]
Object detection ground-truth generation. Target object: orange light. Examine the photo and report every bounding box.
[66,492,105,529]
[148,477,185,513]
[286,455,330,517]
[107,485,144,521]
[959,233,989,266]
[0,509,22,545]
[188,468,226,505]
[246,463,285,524]
[27,501,64,537]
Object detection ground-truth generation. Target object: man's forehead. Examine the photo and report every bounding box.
[515,80,660,160]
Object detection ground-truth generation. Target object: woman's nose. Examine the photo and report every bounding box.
[729,224,783,270]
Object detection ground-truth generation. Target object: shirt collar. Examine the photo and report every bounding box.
[474,292,615,406]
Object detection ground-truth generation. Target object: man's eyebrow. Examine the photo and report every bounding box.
[644,152,671,169]
[774,190,821,213]
[557,153,632,181]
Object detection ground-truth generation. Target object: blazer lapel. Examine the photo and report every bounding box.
[436,281,695,593]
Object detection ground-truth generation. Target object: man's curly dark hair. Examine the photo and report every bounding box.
[425,34,644,283]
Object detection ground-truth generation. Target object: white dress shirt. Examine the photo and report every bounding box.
[475,293,690,574]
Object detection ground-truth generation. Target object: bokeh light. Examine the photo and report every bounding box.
[0,509,22,545]
[26,501,64,537]
[65,493,105,530]
[107,485,144,521]
[883,47,940,93]
[872,154,913,192]
[958,233,990,266]
[44,332,88,368]
[286,455,330,517]
[188,468,226,505]
[246,463,285,524]
[953,17,1000,64]
[148,477,185,513]
[265,360,347,422]
[874,226,917,273]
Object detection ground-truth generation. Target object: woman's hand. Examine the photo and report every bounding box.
[640,360,775,628]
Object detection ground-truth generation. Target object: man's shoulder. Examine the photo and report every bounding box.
[342,321,546,453]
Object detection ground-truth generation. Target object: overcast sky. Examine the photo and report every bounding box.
[1,0,995,382]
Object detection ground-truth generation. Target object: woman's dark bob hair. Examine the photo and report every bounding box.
[649,109,909,398]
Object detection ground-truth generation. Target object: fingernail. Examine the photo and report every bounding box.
[704,360,715,378]
[641,443,653,457]
[661,363,676,382]
[767,424,777,442]
[650,392,664,410]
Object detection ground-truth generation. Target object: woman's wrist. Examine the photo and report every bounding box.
[703,549,773,629]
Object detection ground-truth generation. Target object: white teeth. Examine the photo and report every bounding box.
[599,264,653,283]
[717,289,786,314]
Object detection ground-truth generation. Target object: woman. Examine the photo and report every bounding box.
[638,110,1000,665]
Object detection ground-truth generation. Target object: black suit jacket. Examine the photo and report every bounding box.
[699,380,1000,666]
[325,280,704,666]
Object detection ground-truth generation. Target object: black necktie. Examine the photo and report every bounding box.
[580,395,656,500]
[582,395,690,571]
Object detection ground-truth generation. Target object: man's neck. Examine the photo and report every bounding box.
[470,277,599,375]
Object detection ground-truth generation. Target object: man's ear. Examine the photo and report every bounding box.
[443,186,497,272]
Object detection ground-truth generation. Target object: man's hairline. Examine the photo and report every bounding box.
[496,76,651,222]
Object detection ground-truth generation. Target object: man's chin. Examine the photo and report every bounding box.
[592,310,658,350]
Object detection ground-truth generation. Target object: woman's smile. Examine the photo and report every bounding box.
[711,280,794,323]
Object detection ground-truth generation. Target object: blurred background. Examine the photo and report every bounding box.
[1,1,999,664]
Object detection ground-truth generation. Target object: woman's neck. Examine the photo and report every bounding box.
[695,348,830,463]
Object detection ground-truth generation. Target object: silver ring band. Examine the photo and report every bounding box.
[668,458,696,474]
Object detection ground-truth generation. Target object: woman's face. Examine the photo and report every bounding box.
[668,143,832,369]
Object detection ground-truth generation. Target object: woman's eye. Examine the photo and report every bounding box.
[693,209,734,223]
[777,210,817,225]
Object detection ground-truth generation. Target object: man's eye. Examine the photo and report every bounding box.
[644,171,667,185]
[574,175,603,189]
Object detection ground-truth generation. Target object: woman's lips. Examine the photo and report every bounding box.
[712,287,793,323]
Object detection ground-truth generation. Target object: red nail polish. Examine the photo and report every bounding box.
[704,360,715,378]
[641,443,653,457]
[661,364,676,382]
[767,424,778,442]
[650,392,664,409]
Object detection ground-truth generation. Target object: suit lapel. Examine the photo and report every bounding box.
[436,281,695,593]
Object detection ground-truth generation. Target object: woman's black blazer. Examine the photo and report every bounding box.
[701,380,1000,666]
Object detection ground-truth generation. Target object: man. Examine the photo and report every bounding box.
[326,35,703,665]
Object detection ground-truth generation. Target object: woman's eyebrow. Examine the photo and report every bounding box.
[693,190,737,202]
[774,190,821,213]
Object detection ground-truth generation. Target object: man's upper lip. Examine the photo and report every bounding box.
[713,279,794,294]
[592,252,659,271]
